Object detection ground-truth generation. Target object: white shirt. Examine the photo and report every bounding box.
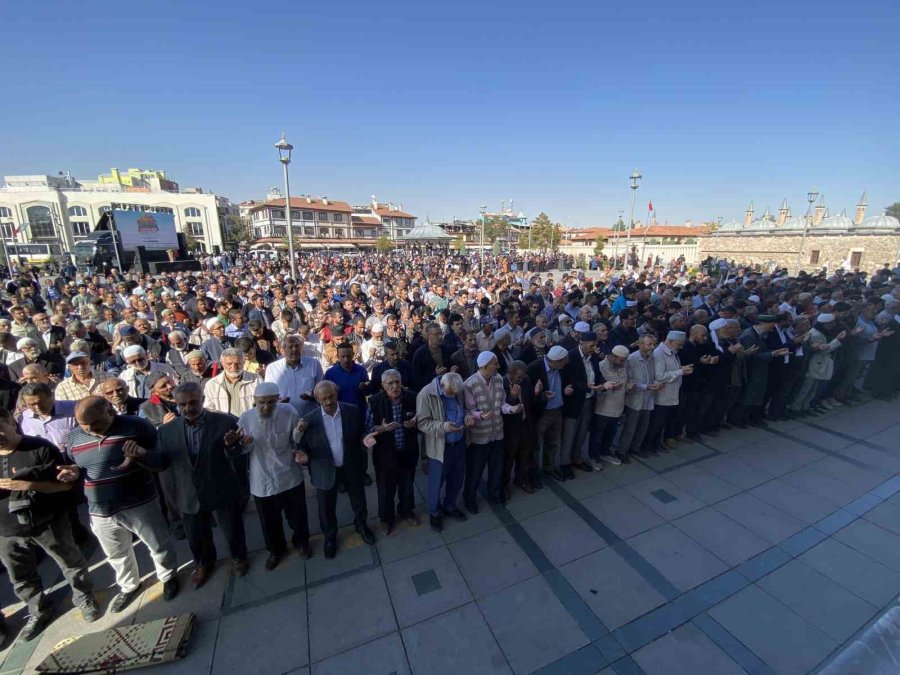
[321,406,344,467]
[239,403,305,497]
[264,356,323,416]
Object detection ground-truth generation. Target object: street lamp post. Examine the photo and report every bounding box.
[713,216,723,259]
[796,188,819,274]
[275,132,298,282]
[479,205,487,276]
[622,169,641,271]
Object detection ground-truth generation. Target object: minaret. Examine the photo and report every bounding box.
[744,201,754,226]
[855,191,868,225]
[777,198,789,225]
[761,206,771,223]
[814,194,826,225]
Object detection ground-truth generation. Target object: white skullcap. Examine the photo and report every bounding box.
[254,381,280,397]
[494,326,511,340]
[558,315,573,324]
[205,318,221,330]
[748,295,760,303]
[370,323,384,333]
[122,345,145,358]
[818,313,835,323]
[574,321,591,333]
[547,345,568,360]
[611,345,630,357]
[476,351,497,368]
[709,319,729,331]
[667,330,687,341]
[16,338,37,350]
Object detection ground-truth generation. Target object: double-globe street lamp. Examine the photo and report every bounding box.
[621,169,641,270]
[796,188,820,274]
[479,205,487,276]
[275,133,299,282]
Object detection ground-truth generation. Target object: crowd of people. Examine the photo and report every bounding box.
[0,247,897,645]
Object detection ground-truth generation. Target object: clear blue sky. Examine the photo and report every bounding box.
[3,0,898,227]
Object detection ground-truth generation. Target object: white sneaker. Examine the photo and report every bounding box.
[589,459,605,471]
[600,454,622,466]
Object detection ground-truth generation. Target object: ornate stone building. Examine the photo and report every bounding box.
[699,193,900,273]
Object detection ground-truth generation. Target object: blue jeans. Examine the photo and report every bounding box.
[427,440,466,516]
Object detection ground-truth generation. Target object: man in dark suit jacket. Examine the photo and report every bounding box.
[411,324,454,391]
[152,381,249,586]
[8,343,65,381]
[296,381,376,558]
[559,333,604,476]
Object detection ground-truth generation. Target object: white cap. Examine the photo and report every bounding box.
[205,318,221,330]
[709,318,729,330]
[818,313,835,323]
[611,345,630,357]
[370,323,384,334]
[16,338,38,350]
[574,321,591,333]
[494,326,511,340]
[667,330,687,341]
[122,345,145,359]
[547,345,568,360]
[476,351,497,368]
[254,381,280,397]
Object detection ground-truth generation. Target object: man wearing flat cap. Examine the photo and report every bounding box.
[462,351,506,511]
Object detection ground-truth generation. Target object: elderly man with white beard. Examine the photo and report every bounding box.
[237,382,312,570]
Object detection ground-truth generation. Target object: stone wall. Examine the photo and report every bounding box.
[698,234,900,273]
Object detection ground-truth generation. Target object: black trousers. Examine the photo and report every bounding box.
[375,463,415,524]
[0,514,93,615]
[644,404,675,451]
[255,482,310,555]
[183,500,248,567]
[589,414,621,459]
[681,389,701,434]
[464,440,504,505]
[316,466,368,542]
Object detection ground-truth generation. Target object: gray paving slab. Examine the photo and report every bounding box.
[782,465,869,506]
[307,568,397,663]
[624,476,707,520]
[382,546,472,628]
[504,483,566,520]
[581,489,665,539]
[661,464,742,504]
[699,454,776,489]
[213,593,309,675]
[626,523,729,592]
[862,500,900,537]
[672,507,770,566]
[812,456,891,491]
[375,516,445,565]
[449,526,538,598]
[713,492,806,544]
[631,622,746,675]
[440,504,504,544]
[310,632,410,675]
[560,548,668,630]
[554,469,619,500]
[840,444,900,474]
[709,584,837,674]
[601,461,659,487]
[401,603,511,675]
[305,536,375,585]
[479,575,590,674]
[228,547,306,609]
[758,559,879,643]
[520,506,608,566]
[835,519,900,573]
[749,476,841,524]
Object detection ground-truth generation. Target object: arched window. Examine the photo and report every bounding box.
[98,206,111,216]
[184,207,201,218]
[0,207,12,218]
[26,205,54,239]
[68,206,88,217]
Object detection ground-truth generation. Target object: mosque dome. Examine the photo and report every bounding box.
[861,214,900,229]
[819,210,854,230]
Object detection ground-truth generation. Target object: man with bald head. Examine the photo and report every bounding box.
[59,396,179,613]
[99,377,144,415]
[295,380,375,559]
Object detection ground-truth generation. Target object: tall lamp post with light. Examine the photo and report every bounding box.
[275,133,298,282]
[796,188,819,274]
[622,169,641,270]
[479,205,487,276]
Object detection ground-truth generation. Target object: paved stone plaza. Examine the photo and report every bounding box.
[1,398,899,674]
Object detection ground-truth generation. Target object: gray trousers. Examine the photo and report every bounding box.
[617,407,652,456]
[90,500,178,593]
[560,398,593,466]
[0,514,93,615]
[535,409,564,471]
[789,376,820,412]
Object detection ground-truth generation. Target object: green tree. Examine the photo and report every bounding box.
[452,237,466,253]
[226,216,253,246]
[593,234,606,257]
[375,235,393,253]
[529,212,563,251]
[886,202,900,220]
[184,233,201,252]
[479,215,508,243]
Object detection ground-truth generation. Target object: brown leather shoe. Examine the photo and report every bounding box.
[231,558,249,577]
[191,564,212,588]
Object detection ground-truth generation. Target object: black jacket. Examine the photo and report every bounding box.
[561,346,603,418]
[411,344,454,392]
[368,390,419,472]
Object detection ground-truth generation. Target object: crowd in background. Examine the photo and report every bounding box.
[0,248,897,645]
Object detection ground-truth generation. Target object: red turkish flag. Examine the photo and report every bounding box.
[648,201,654,211]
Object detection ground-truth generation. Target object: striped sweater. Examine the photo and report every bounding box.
[463,372,506,445]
